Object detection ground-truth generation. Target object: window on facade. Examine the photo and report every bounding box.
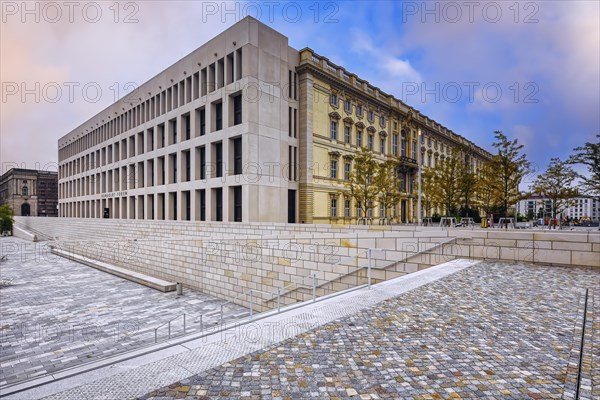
[344,126,351,144]
[215,142,223,177]
[368,134,374,151]
[427,154,432,167]
[344,198,351,217]
[356,105,363,117]
[401,133,407,157]
[412,141,417,160]
[215,102,223,131]
[22,186,29,196]
[380,204,385,217]
[379,116,385,126]
[233,138,242,175]
[393,121,398,131]
[344,100,351,113]
[357,130,362,147]
[344,162,351,181]
[392,134,399,156]
[233,94,242,125]
[330,94,338,106]
[330,121,338,140]
[368,111,374,122]
[330,160,337,179]
[331,197,337,217]
[380,138,385,154]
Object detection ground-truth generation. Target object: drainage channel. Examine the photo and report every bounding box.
[575,288,589,400]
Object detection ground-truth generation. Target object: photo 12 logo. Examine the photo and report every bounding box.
[401,1,540,24]
[1,81,140,104]
[1,1,140,24]
[400,81,539,104]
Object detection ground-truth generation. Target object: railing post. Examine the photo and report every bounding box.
[367,248,372,289]
[183,313,186,334]
[312,273,316,302]
[249,289,254,319]
[168,321,171,339]
[154,328,157,343]
[277,288,281,313]
[200,314,203,333]
[220,304,224,327]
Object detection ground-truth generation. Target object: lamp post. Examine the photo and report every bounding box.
[417,128,422,226]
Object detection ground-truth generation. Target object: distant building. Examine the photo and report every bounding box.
[0,168,59,217]
[516,196,600,222]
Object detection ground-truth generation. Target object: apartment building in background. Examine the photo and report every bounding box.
[58,17,491,224]
[516,196,600,222]
[0,168,58,217]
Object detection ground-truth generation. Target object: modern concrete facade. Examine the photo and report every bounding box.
[58,17,491,223]
[0,168,58,217]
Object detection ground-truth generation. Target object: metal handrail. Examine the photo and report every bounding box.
[154,313,186,343]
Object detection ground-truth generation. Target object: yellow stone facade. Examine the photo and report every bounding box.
[297,48,492,224]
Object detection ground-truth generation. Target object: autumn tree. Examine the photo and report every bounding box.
[531,158,578,223]
[432,148,462,216]
[491,131,532,217]
[458,157,478,218]
[419,168,438,218]
[374,160,402,222]
[0,204,14,233]
[567,134,600,197]
[345,147,379,222]
[474,161,501,217]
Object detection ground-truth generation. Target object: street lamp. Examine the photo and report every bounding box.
[417,128,422,226]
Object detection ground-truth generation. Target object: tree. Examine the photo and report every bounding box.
[474,161,501,218]
[0,204,14,233]
[345,148,379,221]
[419,168,438,218]
[531,158,578,224]
[374,160,402,222]
[432,148,462,216]
[458,157,478,217]
[491,131,532,217]
[567,134,600,197]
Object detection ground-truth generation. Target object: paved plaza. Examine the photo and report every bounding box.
[0,237,249,388]
[139,261,599,399]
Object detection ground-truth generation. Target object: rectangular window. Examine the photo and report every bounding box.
[412,141,417,160]
[183,114,190,140]
[344,162,351,181]
[380,137,385,154]
[344,126,351,144]
[356,105,363,117]
[331,198,337,217]
[199,146,206,179]
[357,130,362,147]
[233,94,242,125]
[169,118,177,145]
[368,111,374,122]
[214,102,223,131]
[344,198,351,217]
[199,189,206,221]
[330,159,337,179]
[392,134,399,156]
[368,135,374,151]
[198,108,206,136]
[344,100,351,113]
[330,94,338,106]
[233,137,242,175]
[401,134,407,157]
[379,116,385,126]
[215,188,223,221]
[215,142,223,177]
[233,186,242,222]
[330,121,338,140]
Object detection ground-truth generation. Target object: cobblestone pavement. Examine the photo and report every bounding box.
[141,261,599,399]
[0,237,249,387]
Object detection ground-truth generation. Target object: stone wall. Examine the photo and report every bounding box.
[9,217,599,311]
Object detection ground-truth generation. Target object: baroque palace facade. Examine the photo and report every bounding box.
[58,17,491,224]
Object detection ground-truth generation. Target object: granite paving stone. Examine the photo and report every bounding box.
[0,237,249,387]
[139,261,599,399]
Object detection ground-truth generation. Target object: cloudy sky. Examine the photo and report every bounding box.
[1,1,598,187]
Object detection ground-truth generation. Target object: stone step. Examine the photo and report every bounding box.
[51,248,176,292]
